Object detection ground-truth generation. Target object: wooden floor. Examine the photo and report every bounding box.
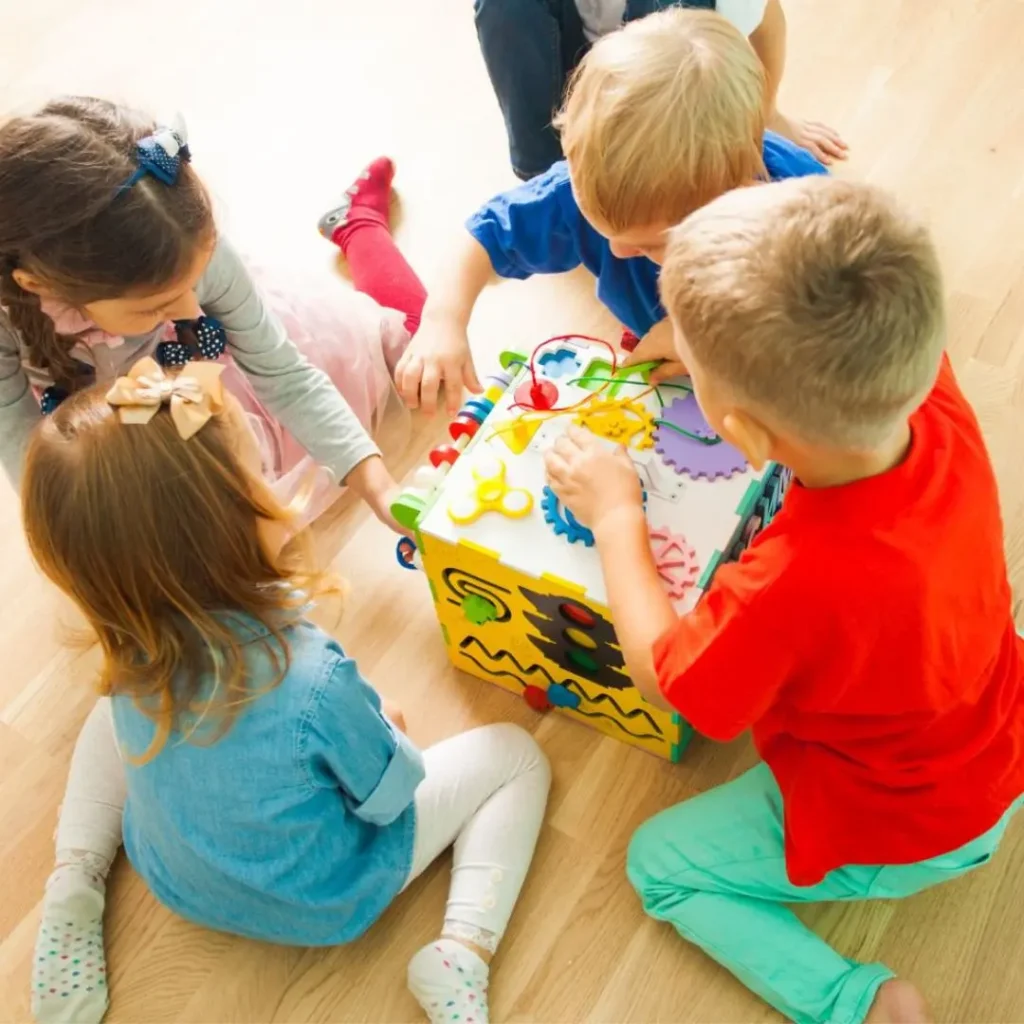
[3,0,1024,1020]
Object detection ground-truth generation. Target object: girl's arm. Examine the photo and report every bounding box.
[0,313,42,490]
[196,237,396,520]
[307,654,424,827]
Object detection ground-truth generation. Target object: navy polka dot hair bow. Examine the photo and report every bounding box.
[117,117,191,196]
[39,386,69,416]
[156,316,227,368]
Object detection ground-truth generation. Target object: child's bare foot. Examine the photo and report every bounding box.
[865,979,931,1024]
[768,110,848,165]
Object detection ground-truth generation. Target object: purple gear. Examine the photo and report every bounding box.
[655,395,748,479]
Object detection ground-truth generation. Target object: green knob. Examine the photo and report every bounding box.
[463,594,498,625]
[391,493,426,531]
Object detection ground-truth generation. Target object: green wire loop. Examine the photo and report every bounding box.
[652,419,722,446]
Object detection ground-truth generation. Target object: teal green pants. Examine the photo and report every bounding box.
[627,763,1023,1024]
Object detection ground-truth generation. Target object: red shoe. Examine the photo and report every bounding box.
[317,156,396,245]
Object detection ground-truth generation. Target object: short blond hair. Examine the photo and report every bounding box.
[659,177,946,448]
[555,8,765,232]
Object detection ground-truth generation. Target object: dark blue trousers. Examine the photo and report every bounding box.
[474,0,716,179]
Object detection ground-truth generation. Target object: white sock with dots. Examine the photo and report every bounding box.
[408,939,491,1024]
[33,701,125,1024]
[32,855,109,1023]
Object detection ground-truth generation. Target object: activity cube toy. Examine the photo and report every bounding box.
[392,337,788,761]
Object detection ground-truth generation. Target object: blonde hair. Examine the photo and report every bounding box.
[22,382,333,763]
[659,177,947,448]
[555,8,766,233]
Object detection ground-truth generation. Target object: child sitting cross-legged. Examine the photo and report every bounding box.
[544,176,1024,1024]
[22,364,550,1024]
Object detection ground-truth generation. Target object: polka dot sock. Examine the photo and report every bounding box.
[407,939,490,1024]
[31,864,108,1024]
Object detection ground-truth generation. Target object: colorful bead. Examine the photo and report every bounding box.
[523,685,552,711]
[430,444,462,468]
[547,683,581,709]
[449,415,480,441]
[461,398,495,422]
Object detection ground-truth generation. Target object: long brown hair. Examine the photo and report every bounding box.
[21,382,331,762]
[0,97,213,390]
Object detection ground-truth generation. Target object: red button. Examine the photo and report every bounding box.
[523,685,552,711]
[559,602,596,628]
[514,378,558,411]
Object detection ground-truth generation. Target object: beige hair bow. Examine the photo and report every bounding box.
[105,357,226,440]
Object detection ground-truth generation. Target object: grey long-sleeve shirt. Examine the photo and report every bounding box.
[0,236,379,489]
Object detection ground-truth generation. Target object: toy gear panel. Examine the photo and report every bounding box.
[392,337,788,761]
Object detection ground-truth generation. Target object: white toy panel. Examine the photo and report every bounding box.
[418,338,768,613]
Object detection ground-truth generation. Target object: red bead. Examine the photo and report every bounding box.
[560,602,596,628]
[523,685,552,711]
[429,444,460,467]
[449,415,480,441]
[514,378,558,411]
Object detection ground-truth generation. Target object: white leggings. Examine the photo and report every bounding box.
[402,723,551,952]
[58,703,549,952]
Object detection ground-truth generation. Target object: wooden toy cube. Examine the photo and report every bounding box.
[396,339,784,761]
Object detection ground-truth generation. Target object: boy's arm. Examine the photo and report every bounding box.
[395,232,494,416]
[544,426,675,707]
[545,426,798,738]
[621,317,688,381]
[396,167,585,416]
[592,508,677,709]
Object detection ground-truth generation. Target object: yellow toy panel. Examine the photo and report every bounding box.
[393,337,789,762]
[419,530,684,760]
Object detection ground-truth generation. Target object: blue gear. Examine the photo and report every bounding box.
[540,486,595,547]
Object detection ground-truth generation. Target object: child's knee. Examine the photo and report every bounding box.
[481,722,551,786]
[626,816,664,898]
[626,806,702,900]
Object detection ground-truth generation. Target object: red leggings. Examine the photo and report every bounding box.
[335,219,426,337]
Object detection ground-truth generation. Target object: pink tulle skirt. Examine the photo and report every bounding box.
[221,268,411,525]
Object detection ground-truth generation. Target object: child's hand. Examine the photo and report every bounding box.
[621,319,688,383]
[545,425,645,534]
[344,456,405,534]
[382,698,407,734]
[768,110,848,165]
[395,313,482,417]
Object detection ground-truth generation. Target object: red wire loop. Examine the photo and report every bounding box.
[520,334,619,414]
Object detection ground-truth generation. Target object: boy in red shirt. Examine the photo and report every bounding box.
[544,176,1024,1024]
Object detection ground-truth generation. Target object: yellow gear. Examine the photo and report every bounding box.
[574,397,656,450]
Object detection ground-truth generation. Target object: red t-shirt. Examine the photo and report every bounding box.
[654,356,1024,886]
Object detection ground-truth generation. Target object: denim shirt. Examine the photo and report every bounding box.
[467,132,827,338]
[112,618,424,946]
